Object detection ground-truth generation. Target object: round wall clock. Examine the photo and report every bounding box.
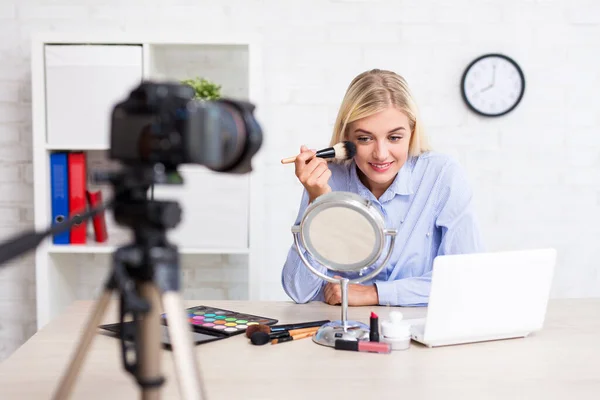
[461,53,525,117]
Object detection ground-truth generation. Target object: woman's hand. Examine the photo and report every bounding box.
[295,145,332,203]
[324,276,379,306]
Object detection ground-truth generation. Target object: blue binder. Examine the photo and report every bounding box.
[50,153,70,244]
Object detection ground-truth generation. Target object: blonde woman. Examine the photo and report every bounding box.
[281,69,484,307]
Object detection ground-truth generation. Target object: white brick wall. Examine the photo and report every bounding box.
[58,253,249,302]
[1,0,599,360]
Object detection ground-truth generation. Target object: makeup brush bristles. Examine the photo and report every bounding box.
[331,141,356,161]
[245,324,271,338]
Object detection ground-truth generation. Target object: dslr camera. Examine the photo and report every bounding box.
[109,81,262,173]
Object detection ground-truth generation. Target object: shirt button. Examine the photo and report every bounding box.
[426,232,431,237]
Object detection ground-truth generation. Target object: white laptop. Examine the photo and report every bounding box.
[410,248,557,347]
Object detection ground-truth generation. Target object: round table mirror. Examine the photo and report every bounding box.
[292,191,397,347]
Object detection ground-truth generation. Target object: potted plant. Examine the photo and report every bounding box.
[180,77,222,101]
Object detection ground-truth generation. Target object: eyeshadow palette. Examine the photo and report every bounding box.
[99,321,223,348]
[167,305,279,337]
[99,305,279,349]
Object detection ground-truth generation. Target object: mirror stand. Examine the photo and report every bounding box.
[292,226,397,348]
[313,277,371,347]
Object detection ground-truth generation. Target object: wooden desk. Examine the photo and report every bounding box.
[1,299,600,399]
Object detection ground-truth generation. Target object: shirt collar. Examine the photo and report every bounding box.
[350,158,414,202]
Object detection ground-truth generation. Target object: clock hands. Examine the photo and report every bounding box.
[479,64,497,93]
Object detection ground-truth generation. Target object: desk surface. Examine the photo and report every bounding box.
[1,298,600,399]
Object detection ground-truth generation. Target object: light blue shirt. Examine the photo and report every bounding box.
[281,151,485,306]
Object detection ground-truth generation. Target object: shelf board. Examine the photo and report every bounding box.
[48,244,250,255]
[46,144,109,151]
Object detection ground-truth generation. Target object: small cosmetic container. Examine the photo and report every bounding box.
[381,311,411,351]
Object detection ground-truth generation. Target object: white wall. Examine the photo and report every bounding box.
[1,0,599,360]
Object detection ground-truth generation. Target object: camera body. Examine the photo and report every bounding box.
[110,81,262,174]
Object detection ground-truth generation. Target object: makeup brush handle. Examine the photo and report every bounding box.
[270,319,331,332]
[288,326,320,335]
[281,145,337,164]
[271,326,319,338]
[297,331,317,339]
[280,156,297,164]
[271,330,316,344]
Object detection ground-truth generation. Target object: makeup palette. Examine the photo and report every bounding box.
[99,305,279,348]
[163,305,279,337]
[99,321,224,348]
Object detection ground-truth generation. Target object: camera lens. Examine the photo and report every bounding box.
[186,98,262,174]
[211,102,247,171]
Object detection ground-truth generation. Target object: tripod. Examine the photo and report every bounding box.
[52,167,205,400]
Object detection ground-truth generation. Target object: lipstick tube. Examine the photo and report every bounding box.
[334,339,391,354]
[370,312,380,342]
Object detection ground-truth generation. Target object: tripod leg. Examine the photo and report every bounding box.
[162,291,204,400]
[52,289,113,400]
[137,282,163,400]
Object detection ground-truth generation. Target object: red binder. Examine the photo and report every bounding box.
[68,152,87,244]
[86,190,108,243]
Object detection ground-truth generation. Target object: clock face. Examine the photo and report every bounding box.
[461,54,525,117]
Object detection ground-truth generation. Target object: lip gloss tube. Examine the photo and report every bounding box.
[334,339,391,354]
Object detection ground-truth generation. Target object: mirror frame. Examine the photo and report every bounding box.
[292,192,397,284]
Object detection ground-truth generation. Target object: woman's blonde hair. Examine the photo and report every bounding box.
[330,69,430,158]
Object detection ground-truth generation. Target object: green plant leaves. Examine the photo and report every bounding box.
[180,77,222,101]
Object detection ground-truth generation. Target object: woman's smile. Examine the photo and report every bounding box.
[368,161,394,173]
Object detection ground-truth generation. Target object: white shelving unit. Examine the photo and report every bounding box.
[31,33,265,329]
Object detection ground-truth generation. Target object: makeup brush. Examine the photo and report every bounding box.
[251,330,317,346]
[280,141,356,164]
[249,327,320,346]
[270,326,319,338]
[245,319,330,338]
[271,330,316,344]
[246,324,271,338]
[250,331,272,346]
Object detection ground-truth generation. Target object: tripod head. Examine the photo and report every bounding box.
[103,165,182,245]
